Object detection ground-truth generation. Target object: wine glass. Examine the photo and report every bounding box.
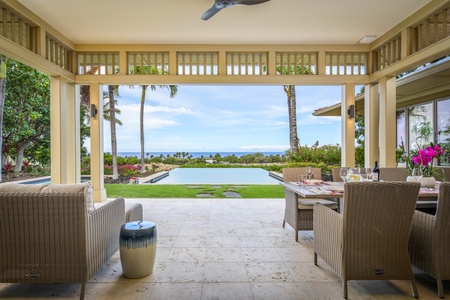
[306,166,313,180]
[339,168,348,182]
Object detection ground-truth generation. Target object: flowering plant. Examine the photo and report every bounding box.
[405,143,443,177]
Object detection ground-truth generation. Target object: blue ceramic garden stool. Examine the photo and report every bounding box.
[119,221,157,278]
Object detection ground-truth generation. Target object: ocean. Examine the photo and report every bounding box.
[116,151,285,158]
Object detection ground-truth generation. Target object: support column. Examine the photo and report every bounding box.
[89,83,107,202]
[50,76,80,183]
[341,83,355,167]
[364,83,379,167]
[378,76,397,167]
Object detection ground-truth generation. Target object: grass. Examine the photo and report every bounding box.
[105,184,284,198]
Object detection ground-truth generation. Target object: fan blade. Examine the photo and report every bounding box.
[238,0,270,5]
[201,5,223,20]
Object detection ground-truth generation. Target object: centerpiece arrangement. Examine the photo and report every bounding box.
[402,142,443,187]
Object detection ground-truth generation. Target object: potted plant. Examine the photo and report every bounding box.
[402,142,444,187]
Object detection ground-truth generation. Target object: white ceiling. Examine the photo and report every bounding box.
[18,0,431,45]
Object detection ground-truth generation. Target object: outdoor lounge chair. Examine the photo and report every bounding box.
[409,182,450,298]
[313,181,421,299]
[282,167,337,241]
[0,182,126,300]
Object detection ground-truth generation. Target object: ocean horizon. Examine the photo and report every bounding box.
[114,151,286,158]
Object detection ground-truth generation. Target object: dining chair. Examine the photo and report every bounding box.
[433,167,450,182]
[379,167,409,181]
[409,182,450,298]
[332,167,345,182]
[282,167,337,241]
[313,181,421,299]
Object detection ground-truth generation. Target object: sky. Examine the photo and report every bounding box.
[94,85,344,154]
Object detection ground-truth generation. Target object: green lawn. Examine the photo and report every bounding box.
[105,184,284,198]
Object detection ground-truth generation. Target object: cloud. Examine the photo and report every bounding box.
[96,84,343,153]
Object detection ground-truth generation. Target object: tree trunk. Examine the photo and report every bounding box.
[284,85,299,153]
[14,140,31,172]
[0,58,6,182]
[140,86,147,174]
[108,85,119,179]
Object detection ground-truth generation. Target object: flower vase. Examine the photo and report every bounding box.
[406,176,419,183]
[419,176,436,188]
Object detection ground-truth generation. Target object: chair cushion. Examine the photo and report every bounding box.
[298,199,338,210]
[42,182,95,212]
[0,183,48,193]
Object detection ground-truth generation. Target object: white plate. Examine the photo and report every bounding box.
[327,186,344,192]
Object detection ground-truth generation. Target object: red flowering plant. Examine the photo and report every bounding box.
[406,142,444,177]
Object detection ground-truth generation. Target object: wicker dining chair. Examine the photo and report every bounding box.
[409,182,450,298]
[313,181,421,299]
[379,167,409,181]
[282,167,337,241]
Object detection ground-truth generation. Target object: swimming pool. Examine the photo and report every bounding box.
[19,176,91,185]
[153,168,280,184]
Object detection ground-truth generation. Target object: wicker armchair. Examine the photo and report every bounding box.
[379,167,409,181]
[0,183,125,300]
[282,167,337,241]
[313,181,421,299]
[409,182,450,298]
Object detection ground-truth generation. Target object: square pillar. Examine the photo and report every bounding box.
[50,76,80,183]
[341,83,355,167]
[89,83,107,202]
[364,83,379,167]
[378,76,397,167]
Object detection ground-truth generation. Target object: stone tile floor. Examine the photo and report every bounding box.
[0,198,448,299]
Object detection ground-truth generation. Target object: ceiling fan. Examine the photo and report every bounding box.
[201,0,271,21]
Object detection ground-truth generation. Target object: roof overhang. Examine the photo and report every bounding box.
[313,57,450,117]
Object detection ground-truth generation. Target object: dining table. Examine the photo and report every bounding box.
[280,180,439,213]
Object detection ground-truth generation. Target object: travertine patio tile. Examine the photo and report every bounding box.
[2,198,447,299]
[167,247,206,263]
[85,282,155,300]
[245,262,295,283]
[150,283,202,300]
[157,236,177,248]
[202,283,253,300]
[241,248,283,263]
[205,248,244,263]
[275,247,313,263]
[238,236,277,248]
[203,263,249,283]
[285,262,341,283]
[153,262,204,283]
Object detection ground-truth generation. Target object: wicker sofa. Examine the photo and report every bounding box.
[0,182,126,300]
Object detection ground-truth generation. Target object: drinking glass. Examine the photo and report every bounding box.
[365,167,373,181]
[306,166,313,180]
[347,168,362,182]
[298,174,307,184]
[339,168,348,182]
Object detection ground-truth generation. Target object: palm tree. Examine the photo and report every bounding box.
[284,85,299,153]
[0,56,7,182]
[138,83,178,173]
[278,65,313,153]
[80,77,123,180]
[104,86,122,179]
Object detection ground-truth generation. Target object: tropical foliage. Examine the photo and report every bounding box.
[2,58,51,172]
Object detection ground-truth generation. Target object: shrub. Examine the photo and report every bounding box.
[118,164,140,176]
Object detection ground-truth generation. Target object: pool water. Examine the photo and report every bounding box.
[154,168,280,184]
